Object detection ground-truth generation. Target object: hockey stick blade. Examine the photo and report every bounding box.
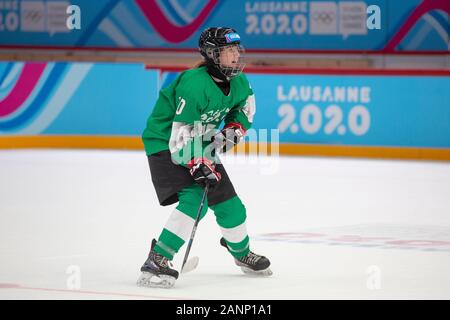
[181,256,199,274]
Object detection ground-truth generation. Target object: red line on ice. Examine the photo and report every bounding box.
[0,283,190,299]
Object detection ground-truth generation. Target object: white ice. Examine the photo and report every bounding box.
[0,149,449,299]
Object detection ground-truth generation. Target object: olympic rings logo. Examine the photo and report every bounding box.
[312,11,336,25]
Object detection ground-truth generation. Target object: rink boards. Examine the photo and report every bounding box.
[0,62,449,160]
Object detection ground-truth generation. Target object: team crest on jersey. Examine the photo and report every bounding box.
[201,107,230,123]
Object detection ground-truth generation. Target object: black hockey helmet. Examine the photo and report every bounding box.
[198,27,245,81]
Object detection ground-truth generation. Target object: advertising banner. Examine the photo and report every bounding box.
[0,0,448,52]
[1,62,449,150]
[0,61,158,135]
[160,69,450,148]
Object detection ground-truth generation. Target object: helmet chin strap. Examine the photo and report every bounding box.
[206,60,230,82]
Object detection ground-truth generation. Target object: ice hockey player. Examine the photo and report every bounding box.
[137,27,272,288]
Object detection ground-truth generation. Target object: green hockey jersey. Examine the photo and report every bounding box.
[142,66,255,166]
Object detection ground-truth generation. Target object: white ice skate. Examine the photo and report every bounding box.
[136,272,176,289]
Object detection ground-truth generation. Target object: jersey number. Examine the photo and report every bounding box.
[176,97,186,115]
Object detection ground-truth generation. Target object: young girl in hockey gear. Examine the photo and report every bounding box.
[138,27,272,288]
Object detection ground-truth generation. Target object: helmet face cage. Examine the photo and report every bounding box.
[205,44,246,79]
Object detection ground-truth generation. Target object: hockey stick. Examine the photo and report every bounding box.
[181,182,209,274]
[181,256,199,274]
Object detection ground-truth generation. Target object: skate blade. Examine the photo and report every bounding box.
[181,256,199,274]
[136,272,176,289]
[240,266,273,277]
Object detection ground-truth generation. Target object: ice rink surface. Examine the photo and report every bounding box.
[0,149,449,300]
